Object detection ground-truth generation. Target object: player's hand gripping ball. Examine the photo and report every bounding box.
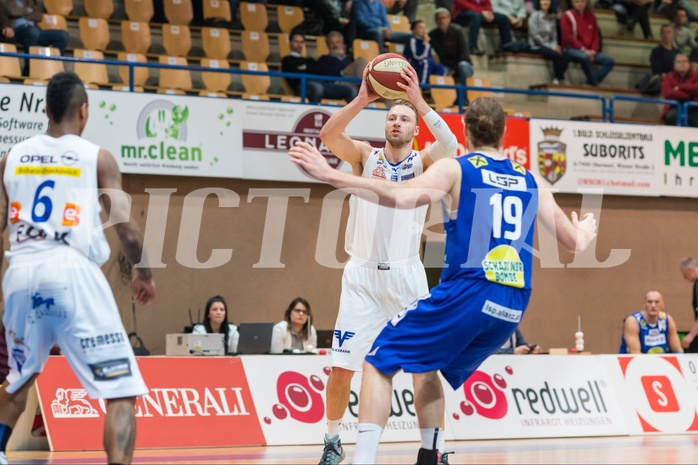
[366,53,410,100]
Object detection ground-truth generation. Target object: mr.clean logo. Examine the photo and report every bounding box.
[263,369,328,425]
[618,355,698,433]
[454,369,510,421]
[641,376,679,413]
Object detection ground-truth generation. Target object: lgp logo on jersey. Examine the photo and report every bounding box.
[618,356,698,432]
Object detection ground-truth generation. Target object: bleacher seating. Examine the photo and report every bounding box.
[0,0,681,120]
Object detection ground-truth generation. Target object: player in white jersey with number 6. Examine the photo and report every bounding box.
[0,72,155,465]
[317,65,458,465]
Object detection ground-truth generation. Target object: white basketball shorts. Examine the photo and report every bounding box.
[331,256,429,372]
[2,248,148,399]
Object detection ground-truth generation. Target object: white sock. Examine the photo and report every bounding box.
[327,418,342,438]
[353,423,383,464]
[420,427,443,450]
[439,433,446,453]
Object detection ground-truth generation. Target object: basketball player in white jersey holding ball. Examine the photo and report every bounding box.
[317,64,457,465]
[0,72,155,465]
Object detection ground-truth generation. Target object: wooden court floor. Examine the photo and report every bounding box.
[8,434,698,464]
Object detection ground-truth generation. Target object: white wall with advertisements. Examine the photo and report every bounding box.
[2,83,698,198]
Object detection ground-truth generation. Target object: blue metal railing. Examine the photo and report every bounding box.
[0,50,688,126]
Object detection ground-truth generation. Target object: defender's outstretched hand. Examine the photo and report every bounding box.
[571,211,597,251]
[290,141,334,182]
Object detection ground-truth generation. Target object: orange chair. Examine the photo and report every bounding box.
[352,39,380,62]
[124,0,155,22]
[162,24,192,57]
[203,0,232,23]
[121,21,152,54]
[466,77,492,102]
[241,30,270,62]
[44,0,73,16]
[240,2,268,31]
[201,58,231,92]
[158,55,193,91]
[84,0,114,19]
[202,27,231,59]
[164,0,194,25]
[73,49,109,86]
[38,14,67,31]
[79,17,110,51]
[117,52,149,87]
[429,75,457,111]
[240,61,270,96]
[0,44,22,79]
[28,46,64,81]
[277,6,303,33]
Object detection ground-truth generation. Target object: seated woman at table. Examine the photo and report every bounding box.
[270,297,318,353]
[192,295,240,353]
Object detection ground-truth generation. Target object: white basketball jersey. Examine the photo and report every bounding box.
[3,134,110,265]
[345,148,427,263]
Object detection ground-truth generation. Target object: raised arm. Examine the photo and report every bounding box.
[291,141,460,209]
[318,66,376,166]
[97,149,155,305]
[533,172,597,253]
[397,66,458,169]
[623,317,642,354]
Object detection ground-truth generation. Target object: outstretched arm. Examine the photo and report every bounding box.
[533,172,597,253]
[290,141,459,209]
[319,65,377,166]
[97,149,155,305]
[396,66,458,168]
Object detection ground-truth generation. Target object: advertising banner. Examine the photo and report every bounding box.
[443,355,627,439]
[240,354,453,445]
[657,126,698,198]
[0,85,49,158]
[240,102,386,182]
[82,89,244,178]
[529,119,661,195]
[414,114,531,169]
[607,354,698,435]
[35,356,264,450]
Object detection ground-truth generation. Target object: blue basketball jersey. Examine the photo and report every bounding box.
[619,311,670,354]
[440,153,538,289]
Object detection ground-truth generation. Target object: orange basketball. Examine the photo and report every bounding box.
[366,53,409,100]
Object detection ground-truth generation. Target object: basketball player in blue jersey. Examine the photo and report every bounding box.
[316,65,458,464]
[619,290,683,354]
[291,96,598,465]
[0,72,155,465]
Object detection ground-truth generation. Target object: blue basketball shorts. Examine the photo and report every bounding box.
[365,278,531,389]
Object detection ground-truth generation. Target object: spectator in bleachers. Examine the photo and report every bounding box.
[528,0,569,83]
[316,31,367,81]
[282,32,357,103]
[429,7,475,86]
[560,0,615,86]
[308,0,355,43]
[637,23,679,94]
[351,0,411,51]
[403,19,448,84]
[661,53,698,125]
[0,2,13,44]
[672,8,698,56]
[492,0,528,35]
[452,0,515,55]
[655,0,698,23]
[1,0,69,75]
[598,0,652,38]
[386,0,418,23]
